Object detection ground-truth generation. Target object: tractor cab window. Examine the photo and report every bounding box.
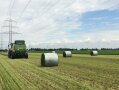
[15,41,25,45]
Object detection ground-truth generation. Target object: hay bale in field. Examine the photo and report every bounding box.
[63,51,72,57]
[90,51,98,56]
[41,53,58,67]
[52,51,56,53]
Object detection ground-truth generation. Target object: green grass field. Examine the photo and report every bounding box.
[0,53,119,90]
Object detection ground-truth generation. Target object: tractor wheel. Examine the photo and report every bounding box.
[25,53,28,59]
[11,52,15,59]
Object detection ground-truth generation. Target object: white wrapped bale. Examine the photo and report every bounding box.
[52,51,56,53]
[63,51,72,57]
[41,53,58,67]
[90,51,98,56]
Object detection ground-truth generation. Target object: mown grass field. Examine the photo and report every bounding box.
[0,53,119,90]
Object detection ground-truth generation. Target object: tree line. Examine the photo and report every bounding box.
[0,48,119,52]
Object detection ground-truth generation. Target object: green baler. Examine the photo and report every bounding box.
[8,40,28,59]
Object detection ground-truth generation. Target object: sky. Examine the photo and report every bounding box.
[0,0,119,49]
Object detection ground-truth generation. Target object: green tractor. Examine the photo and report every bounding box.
[8,40,28,59]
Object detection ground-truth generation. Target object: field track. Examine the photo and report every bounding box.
[0,53,119,90]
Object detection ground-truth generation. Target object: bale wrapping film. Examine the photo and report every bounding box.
[63,51,72,57]
[41,53,58,67]
[90,51,98,56]
[52,51,56,53]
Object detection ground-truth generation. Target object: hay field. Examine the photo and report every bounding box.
[0,53,118,90]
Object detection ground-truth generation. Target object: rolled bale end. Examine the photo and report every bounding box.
[63,51,72,57]
[90,51,98,56]
[41,53,58,67]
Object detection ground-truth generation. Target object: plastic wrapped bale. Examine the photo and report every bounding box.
[63,51,72,57]
[41,53,58,67]
[52,51,56,53]
[90,51,98,56]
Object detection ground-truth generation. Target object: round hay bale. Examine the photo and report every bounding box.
[63,51,72,57]
[52,51,56,53]
[90,51,98,56]
[41,53,58,67]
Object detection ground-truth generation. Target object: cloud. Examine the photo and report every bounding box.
[0,0,119,49]
[71,0,119,13]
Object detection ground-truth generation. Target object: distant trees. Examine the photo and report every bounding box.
[0,49,7,52]
[80,48,119,50]
[80,48,98,50]
[0,48,119,52]
[29,48,77,51]
[101,48,119,50]
[28,48,119,51]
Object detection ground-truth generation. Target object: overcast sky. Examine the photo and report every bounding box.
[0,0,119,49]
